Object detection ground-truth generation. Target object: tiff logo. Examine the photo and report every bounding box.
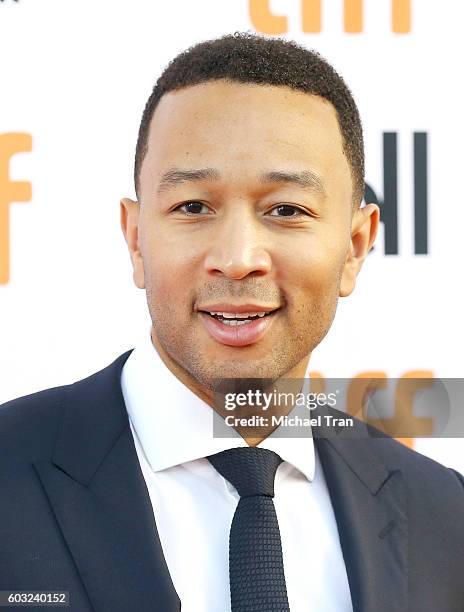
[0,133,32,285]
[366,132,428,255]
[249,0,411,34]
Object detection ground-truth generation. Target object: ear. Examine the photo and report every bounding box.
[120,197,145,289]
[339,203,379,297]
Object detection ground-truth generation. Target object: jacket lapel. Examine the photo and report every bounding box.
[313,410,408,612]
[34,351,180,612]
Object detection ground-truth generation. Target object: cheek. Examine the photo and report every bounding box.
[279,236,347,307]
[144,262,191,315]
[141,232,201,314]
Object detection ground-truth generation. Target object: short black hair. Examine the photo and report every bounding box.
[134,32,364,205]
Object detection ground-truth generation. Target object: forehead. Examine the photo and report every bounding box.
[139,80,350,198]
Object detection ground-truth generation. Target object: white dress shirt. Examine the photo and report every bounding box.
[121,330,353,611]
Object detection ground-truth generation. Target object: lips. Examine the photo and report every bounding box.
[198,308,279,347]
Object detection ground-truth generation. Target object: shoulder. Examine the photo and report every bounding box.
[373,432,464,490]
[0,350,132,463]
[319,403,464,504]
[359,423,464,510]
[0,385,67,462]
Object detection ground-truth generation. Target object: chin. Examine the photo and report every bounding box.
[186,355,295,393]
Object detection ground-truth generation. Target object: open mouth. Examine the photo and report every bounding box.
[200,310,277,326]
[197,308,280,346]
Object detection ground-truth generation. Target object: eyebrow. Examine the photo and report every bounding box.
[156,167,325,197]
[262,170,326,197]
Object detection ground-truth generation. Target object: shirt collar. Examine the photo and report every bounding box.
[121,328,315,481]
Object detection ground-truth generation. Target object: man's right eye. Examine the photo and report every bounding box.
[176,201,211,215]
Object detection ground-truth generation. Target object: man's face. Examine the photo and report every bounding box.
[123,80,374,392]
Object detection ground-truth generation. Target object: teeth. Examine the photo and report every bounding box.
[208,311,270,318]
[221,319,252,326]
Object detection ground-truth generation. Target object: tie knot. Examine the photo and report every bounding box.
[207,447,283,498]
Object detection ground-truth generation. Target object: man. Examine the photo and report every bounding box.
[1,33,463,612]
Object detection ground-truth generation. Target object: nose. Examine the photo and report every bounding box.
[204,206,272,279]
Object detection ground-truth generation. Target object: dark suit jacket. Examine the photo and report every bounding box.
[1,351,463,612]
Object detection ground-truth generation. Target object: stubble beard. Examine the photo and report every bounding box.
[147,291,339,393]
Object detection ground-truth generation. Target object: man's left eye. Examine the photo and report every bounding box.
[268,205,308,217]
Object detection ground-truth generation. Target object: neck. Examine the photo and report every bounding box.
[150,327,311,446]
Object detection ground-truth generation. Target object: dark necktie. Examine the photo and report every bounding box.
[207,447,290,612]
